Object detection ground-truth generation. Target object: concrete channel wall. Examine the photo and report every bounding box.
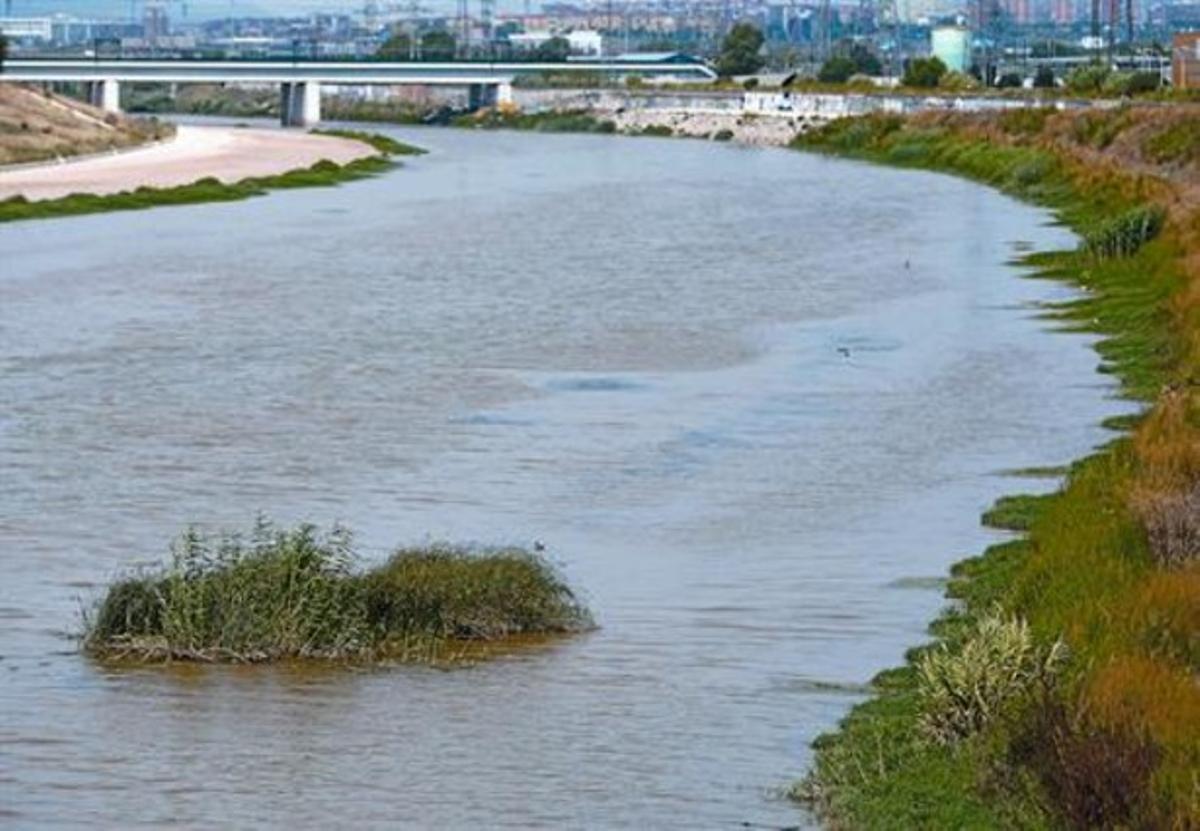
[511,87,1113,145]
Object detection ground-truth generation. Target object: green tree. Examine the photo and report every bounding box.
[378,30,412,59]
[420,29,456,61]
[1065,64,1109,94]
[818,55,857,83]
[996,71,1023,88]
[495,21,522,39]
[847,43,882,76]
[1033,65,1056,88]
[0,34,7,72]
[819,43,882,82]
[902,56,947,88]
[715,22,764,78]
[535,36,571,61]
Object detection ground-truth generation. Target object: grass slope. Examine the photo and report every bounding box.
[0,83,174,166]
[791,108,1200,829]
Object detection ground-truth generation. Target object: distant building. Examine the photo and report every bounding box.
[1166,2,1200,27]
[143,2,170,42]
[931,25,971,72]
[1173,32,1200,89]
[507,28,603,55]
[0,17,52,41]
[898,0,958,25]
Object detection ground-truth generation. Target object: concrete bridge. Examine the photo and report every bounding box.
[0,58,717,126]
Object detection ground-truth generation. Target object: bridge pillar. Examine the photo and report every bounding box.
[280,81,322,127]
[86,79,121,114]
[468,83,507,111]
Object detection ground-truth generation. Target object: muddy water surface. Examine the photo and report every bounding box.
[0,126,1119,828]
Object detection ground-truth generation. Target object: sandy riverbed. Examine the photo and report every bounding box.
[0,125,374,202]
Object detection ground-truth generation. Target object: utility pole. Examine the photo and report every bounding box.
[457,0,469,57]
[1107,0,1118,58]
[479,0,494,55]
[820,0,831,61]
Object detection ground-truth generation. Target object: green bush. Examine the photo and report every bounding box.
[1066,64,1110,95]
[916,612,1067,744]
[903,56,948,88]
[310,128,426,156]
[1142,118,1200,165]
[1034,65,1057,88]
[632,124,673,137]
[818,55,858,84]
[83,522,591,663]
[1082,205,1166,259]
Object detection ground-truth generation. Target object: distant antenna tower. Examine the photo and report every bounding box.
[480,0,494,45]
[3,0,12,18]
[457,0,470,56]
[1107,0,1118,54]
[819,0,832,60]
[877,0,898,71]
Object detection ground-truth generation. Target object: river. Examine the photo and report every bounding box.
[0,126,1121,828]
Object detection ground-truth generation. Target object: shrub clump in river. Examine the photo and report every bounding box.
[83,522,592,663]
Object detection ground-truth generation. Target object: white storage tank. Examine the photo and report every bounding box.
[931,25,971,73]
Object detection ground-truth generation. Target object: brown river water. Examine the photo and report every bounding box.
[0,125,1123,828]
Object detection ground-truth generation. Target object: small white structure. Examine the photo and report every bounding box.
[931,25,971,73]
[566,30,602,56]
[507,29,602,56]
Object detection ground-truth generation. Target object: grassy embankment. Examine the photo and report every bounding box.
[84,521,591,664]
[0,132,423,224]
[790,107,1200,828]
[0,83,174,166]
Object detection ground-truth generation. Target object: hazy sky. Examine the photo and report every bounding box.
[6,1,478,21]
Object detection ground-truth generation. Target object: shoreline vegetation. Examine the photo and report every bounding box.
[0,130,423,224]
[83,521,591,665]
[788,107,1200,828]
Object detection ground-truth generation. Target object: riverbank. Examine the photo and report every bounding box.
[0,125,419,223]
[0,83,173,167]
[0,125,375,202]
[789,107,1200,828]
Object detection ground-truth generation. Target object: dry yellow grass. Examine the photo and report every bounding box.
[0,83,173,166]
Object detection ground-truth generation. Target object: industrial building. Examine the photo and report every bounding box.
[1173,31,1200,87]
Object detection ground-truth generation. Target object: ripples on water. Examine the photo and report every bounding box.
[0,127,1123,828]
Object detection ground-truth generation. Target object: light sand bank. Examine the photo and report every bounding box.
[0,125,374,202]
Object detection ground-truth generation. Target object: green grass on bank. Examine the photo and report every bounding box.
[310,128,427,156]
[83,521,591,664]
[791,113,1200,829]
[0,131,416,224]
[450,108,617,134]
